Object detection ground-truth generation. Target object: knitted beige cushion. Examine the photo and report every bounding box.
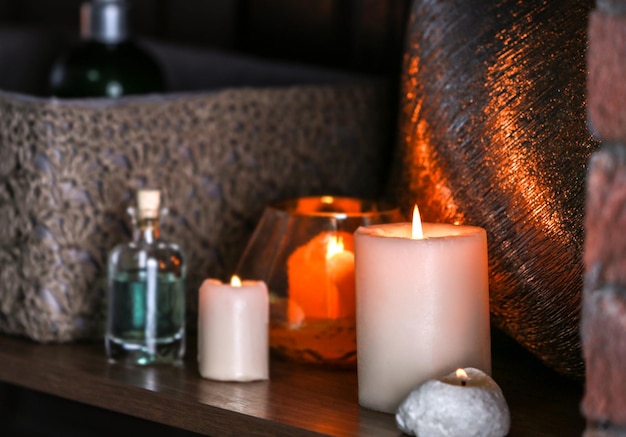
[0,32,389,341]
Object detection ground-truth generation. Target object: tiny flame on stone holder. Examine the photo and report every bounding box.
[456,368,469,386]
[396,367,510,437]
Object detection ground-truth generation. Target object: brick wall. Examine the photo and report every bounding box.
[582,1,626,435]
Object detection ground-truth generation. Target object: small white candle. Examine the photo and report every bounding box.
[354,207,491,413]
[198,275,269,382]
[396,367,510,437]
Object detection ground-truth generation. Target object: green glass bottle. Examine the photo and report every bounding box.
[49,0,166,98]
[105,189,186,365]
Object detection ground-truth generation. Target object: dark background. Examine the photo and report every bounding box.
[0,0,410,77]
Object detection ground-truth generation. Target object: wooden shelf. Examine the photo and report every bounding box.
[0,330,583,436]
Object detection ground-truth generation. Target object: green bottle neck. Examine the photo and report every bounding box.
[81,0,129,44]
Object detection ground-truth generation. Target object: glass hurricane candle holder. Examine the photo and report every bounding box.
[236,196,402,366]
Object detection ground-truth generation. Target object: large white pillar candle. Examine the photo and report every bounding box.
[354,215,490,413]
[198,276,269,382]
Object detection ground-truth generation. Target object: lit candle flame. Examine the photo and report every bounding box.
[230,275,242,287]
[456,368,469,386]
[411,205,424,239]
[326,235,345,259]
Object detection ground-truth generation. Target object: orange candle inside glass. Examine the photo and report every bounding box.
[286,231,355,324]
[235,196,403,366]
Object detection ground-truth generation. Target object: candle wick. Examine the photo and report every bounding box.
[461,380,467,386]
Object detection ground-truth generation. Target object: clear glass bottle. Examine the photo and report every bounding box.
[105,189,186,365]
[49,0,166,98]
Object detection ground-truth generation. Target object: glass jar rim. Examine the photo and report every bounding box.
[267,195,400,218]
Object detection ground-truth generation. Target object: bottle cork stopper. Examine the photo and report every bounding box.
[136,189,161,219]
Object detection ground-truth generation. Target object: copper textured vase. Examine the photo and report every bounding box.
[389,0,598,376]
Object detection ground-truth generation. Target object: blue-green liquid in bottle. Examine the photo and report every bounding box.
[106,269,185,365]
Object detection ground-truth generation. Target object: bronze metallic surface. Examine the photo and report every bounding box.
[389,0,599,376]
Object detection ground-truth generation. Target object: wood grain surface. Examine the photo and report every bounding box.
[0,330,583,437]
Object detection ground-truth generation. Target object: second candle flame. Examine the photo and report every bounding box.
[326,235,345,258]
[411,205,424,240]
[230,275,242,287]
